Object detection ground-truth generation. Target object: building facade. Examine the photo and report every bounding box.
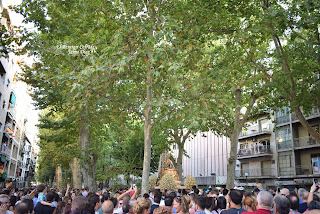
[0,2,38,187]
[172,131,230,187]
[236,108,320,189]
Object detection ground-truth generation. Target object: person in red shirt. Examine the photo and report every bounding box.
[242,191,273,214]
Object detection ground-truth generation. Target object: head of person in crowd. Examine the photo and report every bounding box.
[14,202,29,214]
[36,184,46,193]
[10,195,17,208]
[153,206,172,214]
[286,192,299,212]
[71,195,90,214]
[216,196,226,210]
[205,196,214,212]
[46,191,55,203]
[169,192,177,199]
[280,188,290,196]
[194,189,200,196]
[301,190,309,203]
[298,188,306,199]
[195,196,206,211]
[273,195,290,214]
[173,196,189,214]
[133,199,151,214]
[88,193,101,212]
[0,194,11,211]
[53,201,66,214]
[227,189,243,208]
[101,192,110,203]
[256,191,273,211]
[253,188,260,198]
[164,197,173,208]
[243,196,256,212]
[153,192,162,205]
[222,189,228,196]
[244,190,252,197]
[209,189,219,199]
[110,197,119,209]
[21,198,33,213]
[101,200,114,214]
[123,194,131,204]
[143,193,149,199]
[183,195,191,208]
[123,203,133,214]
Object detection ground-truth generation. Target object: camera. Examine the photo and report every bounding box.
[314,178,318,184]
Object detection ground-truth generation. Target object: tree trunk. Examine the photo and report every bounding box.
[70,158,81,189]
[175,130,192,181]
[176,141,184,181]
[141,70,152,194]
[226,88,242,189]
[226,133,239,189]
[293,106,320,143]
[80,118,97,192]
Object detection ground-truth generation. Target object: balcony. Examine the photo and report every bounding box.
[291,108,320,122]
[237,145,272,159]
[279,167,295,176]
[276,115,290,125]
[236,168,276,178]
[277,140,292,150]
[294,136,319,149]
[296,165,313,176]
[0,146,11,157]
[239,124,272,140]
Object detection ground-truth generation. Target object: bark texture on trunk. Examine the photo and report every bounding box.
[174,129,192,181]
[80,118,97,192]
[226,89,241,189]
[141,70,152,194]
[70,158,81,189]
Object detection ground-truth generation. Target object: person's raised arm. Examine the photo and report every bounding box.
[308,181,318,205]
[131,186,139,200]
[28,188,37,199]
[118,185,133,200]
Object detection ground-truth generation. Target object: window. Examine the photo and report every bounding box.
[279,155,292,168]
[0,62,5,85]
[276,126,291,143]
[2,100,6,110]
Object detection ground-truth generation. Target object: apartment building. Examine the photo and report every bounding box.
[0,2,38,187]
[236,108,320,189]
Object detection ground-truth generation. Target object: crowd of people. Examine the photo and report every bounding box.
[1,182,320,214]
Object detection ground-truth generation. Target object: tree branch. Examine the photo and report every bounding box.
[90,88,144,119]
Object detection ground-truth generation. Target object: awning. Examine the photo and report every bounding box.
[10,92,16,105]
[0,155,5,163]
[7,112,13,119]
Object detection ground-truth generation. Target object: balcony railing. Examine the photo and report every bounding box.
[294,136,319,148]
[236,168,276,178]
[276,115,290,125]
[296,165,313,176]
[291,108,320,121]
[279,167,295,176]
[237,145,272,158]
[239,124,272,138]
[277,140,292,150]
